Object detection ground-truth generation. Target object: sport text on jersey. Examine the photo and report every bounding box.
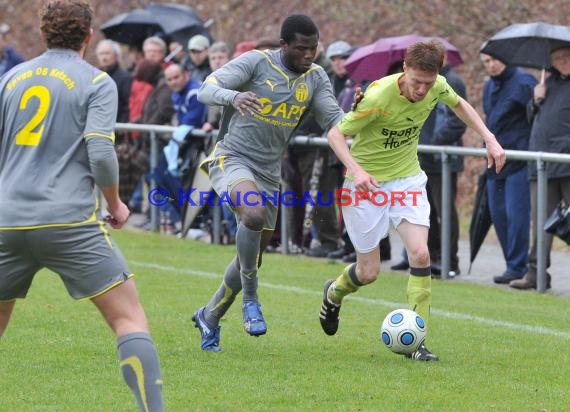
[381,126,420,149]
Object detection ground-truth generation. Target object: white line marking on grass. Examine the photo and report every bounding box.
[132,261,570,339]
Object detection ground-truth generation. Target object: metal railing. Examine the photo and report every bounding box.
[114,123,570,293]
[292,136,570,293]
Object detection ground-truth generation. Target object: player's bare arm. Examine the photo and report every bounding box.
[232,91,262,116]
[327,125,378,192]
[451,97,506,173]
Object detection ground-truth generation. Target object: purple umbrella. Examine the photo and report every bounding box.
[345,34,464,81]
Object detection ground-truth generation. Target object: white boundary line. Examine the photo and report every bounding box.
[132,260,570,339]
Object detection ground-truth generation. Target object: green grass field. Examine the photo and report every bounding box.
[1,229,569,411]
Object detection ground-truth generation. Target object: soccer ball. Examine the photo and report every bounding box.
[380,309,426,355]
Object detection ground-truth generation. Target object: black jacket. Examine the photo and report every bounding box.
[106,63,133,123]
[527,71,570,179]
[419,65,466,174]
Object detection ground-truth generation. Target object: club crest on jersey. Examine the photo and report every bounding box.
[295,83,309,102]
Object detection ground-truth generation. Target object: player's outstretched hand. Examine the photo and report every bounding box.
[106,201,130,229]
[486,136,506,174]
[351,87,364,111]
[233,91,262,116]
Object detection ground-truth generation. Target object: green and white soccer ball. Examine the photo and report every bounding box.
[380,309,426,355]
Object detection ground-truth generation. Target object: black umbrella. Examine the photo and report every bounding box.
[145,3,209,45]
[100,9,162,47]
[100,3,207,48]
[468,173,493,274]
[480,22,570,73]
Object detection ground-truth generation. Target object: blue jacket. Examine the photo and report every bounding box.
[483,65,537,179]
[0,45,24,77]
[171,78,207,127]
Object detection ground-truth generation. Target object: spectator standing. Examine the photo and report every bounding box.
[202,41,231,133]
[480,53,536,284]
[128,60,163,124]
[139,42,174,128]
[510,45,570,290]
[95,39,132,123]
[201,41,237,243]
[328,43,392,264]
[142,36,169,69]
[165,64,206,129]
[187,34,212,82]
[0,23,24,77]
[128,40,174,219]
[161,63,207,234]
[166,39,189,67]
[284,40,345,257]
[116,59,163,207]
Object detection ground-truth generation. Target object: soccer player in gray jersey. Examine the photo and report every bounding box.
[0,2,163,411]
[192,14,344,351]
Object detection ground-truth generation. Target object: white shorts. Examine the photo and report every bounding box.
[341,172,430,253]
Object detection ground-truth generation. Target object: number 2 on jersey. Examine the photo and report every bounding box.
[15,85,51,146]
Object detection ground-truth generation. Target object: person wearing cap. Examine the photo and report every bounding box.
[326,40,352,96]
[0,23,24,77]
[187,34,212,82]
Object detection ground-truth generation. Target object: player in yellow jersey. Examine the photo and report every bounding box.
[319,40,505,361]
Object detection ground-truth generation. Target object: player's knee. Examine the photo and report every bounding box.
[408,246,430,267]
[239,206,266,231]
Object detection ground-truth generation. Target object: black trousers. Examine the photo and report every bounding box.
[426,173,460,271]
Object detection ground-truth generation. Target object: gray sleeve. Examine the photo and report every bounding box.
[84,73,118,139]
[86,137,119,187]
[198,81,239,106]
[198,51,260,106]
[311,70,345,131]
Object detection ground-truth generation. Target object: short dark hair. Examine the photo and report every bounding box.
[40,0,92,51]
[280,14,319,44]
[404,40,445,73]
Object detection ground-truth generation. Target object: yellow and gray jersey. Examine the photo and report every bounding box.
[0,49,118,228]
[198,49,344,183]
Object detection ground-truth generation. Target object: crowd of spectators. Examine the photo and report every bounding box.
[2,22,568,293]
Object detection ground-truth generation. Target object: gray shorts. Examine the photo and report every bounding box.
[204,154,279,230]
[0,224,131,300]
